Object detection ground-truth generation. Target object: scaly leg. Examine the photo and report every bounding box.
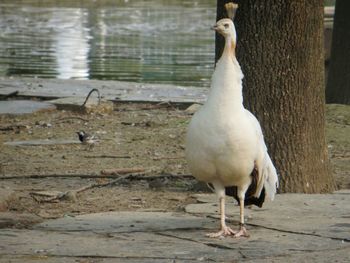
[233,197,249,238]
[206,196,236,238]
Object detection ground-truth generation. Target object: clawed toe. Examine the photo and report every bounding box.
[233,225,249,238]
[206,226,236,238]
[206,225,249,238]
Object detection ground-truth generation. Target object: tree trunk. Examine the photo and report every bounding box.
[326,0,350,105]
[216,0,335,193]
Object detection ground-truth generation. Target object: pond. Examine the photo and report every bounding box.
[0,0,216,87]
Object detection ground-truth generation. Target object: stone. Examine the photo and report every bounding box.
[0,100,55,114]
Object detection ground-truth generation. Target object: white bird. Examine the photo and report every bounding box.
[185,18,278,238]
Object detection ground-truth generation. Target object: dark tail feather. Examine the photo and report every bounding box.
[225,186,265,208]
[224,166,266,208]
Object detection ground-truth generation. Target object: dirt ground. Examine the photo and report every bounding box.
[0,102,349,223]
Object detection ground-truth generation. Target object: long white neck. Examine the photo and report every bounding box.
[206,32,244,111]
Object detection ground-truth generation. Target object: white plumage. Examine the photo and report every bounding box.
[185,18,278,238]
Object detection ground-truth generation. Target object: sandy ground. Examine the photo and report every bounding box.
[0,102,349,223]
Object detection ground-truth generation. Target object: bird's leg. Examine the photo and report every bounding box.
[206,196,236,238]
[233,198,249,238]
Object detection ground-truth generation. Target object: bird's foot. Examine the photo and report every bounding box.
[206,225,236,238]
[233,224,249,238]
[86,145,94,151]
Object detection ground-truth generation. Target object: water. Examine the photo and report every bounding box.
[0,0,216,87]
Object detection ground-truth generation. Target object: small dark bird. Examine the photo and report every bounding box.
[76,131,99,149]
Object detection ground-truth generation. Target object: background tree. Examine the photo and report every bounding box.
[215,0,335,193]
[326,0,350,105]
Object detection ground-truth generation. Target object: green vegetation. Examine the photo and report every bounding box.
[324,0,336,6]
[325,104,350,189]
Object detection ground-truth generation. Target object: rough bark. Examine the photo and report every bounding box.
[215,0,335,193]
[326,0,350,105]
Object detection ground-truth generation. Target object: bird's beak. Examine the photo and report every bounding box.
[211,25,218,31]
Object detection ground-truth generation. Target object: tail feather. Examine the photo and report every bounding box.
[225,186,266,208]
[218,153,278,208]
[263,154,278,201]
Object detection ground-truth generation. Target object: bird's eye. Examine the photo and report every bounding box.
[224,23,229,29]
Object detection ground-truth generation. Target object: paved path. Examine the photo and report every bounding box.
[0,191,349,262]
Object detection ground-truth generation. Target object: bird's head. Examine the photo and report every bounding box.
[77,131,85,136]
[212,18,236,40]
[76,131,86,142]
[212,18,237,57]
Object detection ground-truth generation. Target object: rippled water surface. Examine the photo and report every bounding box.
[0,0,216,87]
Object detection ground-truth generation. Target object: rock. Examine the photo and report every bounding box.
[63,191,77,202]
[0,188,15,212]
[0,212,43,228]
[0,100,56,115]
[184,103,202,115]
[4,139,80,146]
[49,97,114,114]
[186,190,350,241]
[87,102,114,114]
[1,207,349,262]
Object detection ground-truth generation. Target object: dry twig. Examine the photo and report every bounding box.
[30,174,131,203]
[84,155,131,159]
[29,173,194,203]
[100,168,146,175]
[55,116,89,123]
